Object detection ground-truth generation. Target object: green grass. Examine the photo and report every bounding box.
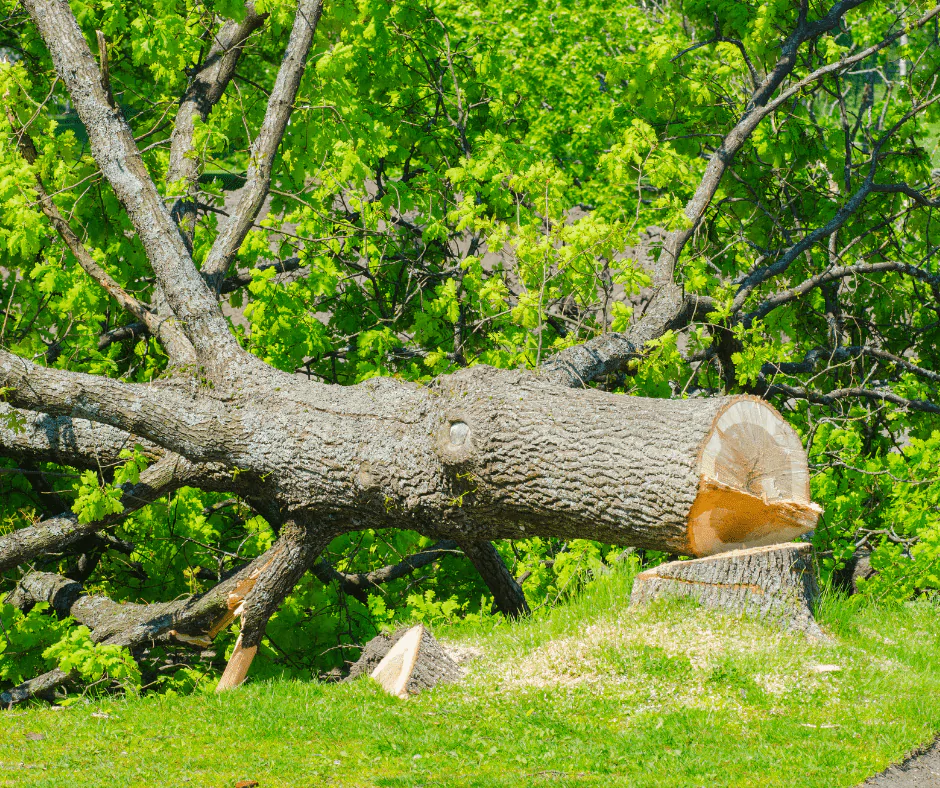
[1,566,939,788]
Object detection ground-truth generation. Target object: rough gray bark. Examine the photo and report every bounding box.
[1,357,806,555]
[5,543,288,650]
[833,548,876,594]
[0,351,249,465]
[630,543,823,637]
[21,0,253,377]
[7,572,81,615]
[216,522,332,690]
[201,0,324,286]
[345,628,409,680]
[0,537,309,702]
[0,669,71,705]
[0,402,159,469]
[167,1,267,247]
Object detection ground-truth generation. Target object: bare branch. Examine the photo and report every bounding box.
[218,256,305,294]
[97,321,146,351]
[22,0,248,374]
[201,0,324,286]
[167,3,268,245]
[744,260,940,325]
[311,540,460,601]
[539,291,714,388]
[869,182,940,208]
[765,379,940,414]
[761,346,940,384]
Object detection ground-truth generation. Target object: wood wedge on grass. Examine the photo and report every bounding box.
[348,625,461,699]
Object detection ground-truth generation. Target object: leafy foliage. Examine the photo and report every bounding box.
[0,597,71,685]
[0,0,938,697]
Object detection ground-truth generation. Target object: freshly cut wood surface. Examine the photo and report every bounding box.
[630,543,823,637]
[361,624,461,699]
[216,636,258,692]
[688,397,822,555]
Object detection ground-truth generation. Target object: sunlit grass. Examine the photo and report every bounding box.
[1,565,938,788]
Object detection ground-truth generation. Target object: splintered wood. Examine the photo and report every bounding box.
[630,543,823,637]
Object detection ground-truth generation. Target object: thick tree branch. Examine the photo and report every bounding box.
[0,402,156,468]
[458,539,530,618]
[23,0,249,375]
[201,0,324,286]
[0,540,299,703]
[167,3,268,246]
[217,521,331,690]
[0,668,70,704]
[0,351,245,464]
[539,292,714,388]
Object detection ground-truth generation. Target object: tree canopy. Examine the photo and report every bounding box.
[0,0,939,697]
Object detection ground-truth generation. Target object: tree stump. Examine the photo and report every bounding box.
[630,543,823,637]
[346,624,460,698]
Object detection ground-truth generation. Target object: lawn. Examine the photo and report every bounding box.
[1,565,938,788]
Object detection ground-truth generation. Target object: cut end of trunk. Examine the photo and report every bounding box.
[371,625,424,699]
[688,398,821,556]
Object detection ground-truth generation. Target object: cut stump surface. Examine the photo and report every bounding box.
[630,542,823,637]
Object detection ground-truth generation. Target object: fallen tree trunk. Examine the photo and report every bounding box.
[1,362,822,693]
[630,543,823,637]
[419,370,821,555]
